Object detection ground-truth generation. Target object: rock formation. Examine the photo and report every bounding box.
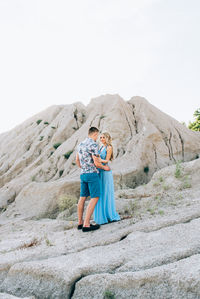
[0,94,200,298]
[0,156,200,298]
[0,94,199,220]
[0,95,200,299]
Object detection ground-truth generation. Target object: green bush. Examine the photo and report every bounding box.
[129,200,139,213]
[53,143,62,150]
[103,290,115,299]
[153,181,159,187]
[63,151,73,159]
[36,119,42,125]
[59,170,64,177]
[163,184,170,191]
[31,175,36,181]
[188,108,200,131]
[51,126,56,129]
[147,208,156,215]
[44,235,54,246]
[58,195,77,212]
[182,181,192,189]
[174,161,182,178]
[179,175,192,190]
[39,136,44,141]
[44,121,49,125]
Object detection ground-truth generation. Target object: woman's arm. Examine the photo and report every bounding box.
[100,159,108,163]
[100,146,113,163]
[92,155,110,171]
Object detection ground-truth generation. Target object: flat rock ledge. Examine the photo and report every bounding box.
[0,293,34,299]
[0,203,200,299]
[73,254,200,299]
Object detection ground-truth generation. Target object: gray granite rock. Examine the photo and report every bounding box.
[1,95,200,219]
[1,212,200,298]
[0,95,200,298]
[73,254,200,299]
[0,293,34,299]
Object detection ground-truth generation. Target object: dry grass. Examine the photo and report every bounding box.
[19,237,40,249]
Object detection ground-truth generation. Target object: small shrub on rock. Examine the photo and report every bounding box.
[53,142,62,150]
[178,175,192,190]
[147,207,156,215]
[31,175,36,182]
[159,210,164,215]
[153,181,159,187]
[59,170,64,177]
[174,161,182,178]
[36,119,42,125]
[104,290,115,299]
[44,235,54,246]
[64,151,73,159]
[58,195,77,212]
[163,184,170,191]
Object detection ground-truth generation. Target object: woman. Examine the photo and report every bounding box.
[94,132,120,224]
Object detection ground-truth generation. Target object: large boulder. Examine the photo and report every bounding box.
[0,94,200,219]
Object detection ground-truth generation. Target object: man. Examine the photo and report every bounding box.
[76,127,110,232]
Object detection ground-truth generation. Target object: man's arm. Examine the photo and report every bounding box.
[90,142,110,171]
[92,155,110,171]
[76,153,81,168]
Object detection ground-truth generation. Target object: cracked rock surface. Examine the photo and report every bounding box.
[73,254,200,299]
[0,95,200,298]
[0,202,200,298]
[0,156,200,298]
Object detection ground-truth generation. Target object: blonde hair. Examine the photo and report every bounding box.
[101,132,114,161]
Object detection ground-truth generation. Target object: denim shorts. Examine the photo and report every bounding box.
[80,173,100,198]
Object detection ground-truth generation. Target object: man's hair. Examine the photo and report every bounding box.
[88,127,99,135]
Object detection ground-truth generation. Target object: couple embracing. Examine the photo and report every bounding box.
[76,127,120,232]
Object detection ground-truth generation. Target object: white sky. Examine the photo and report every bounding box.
[0,0,199,134]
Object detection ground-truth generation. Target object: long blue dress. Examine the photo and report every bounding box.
[94,146,120,225]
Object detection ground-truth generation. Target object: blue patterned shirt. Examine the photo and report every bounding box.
[77,137,99,174]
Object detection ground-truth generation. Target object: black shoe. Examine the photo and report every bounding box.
[82,224,100,232]
[77,224,83,230]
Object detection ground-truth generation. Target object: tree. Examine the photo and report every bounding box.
[188,108,200,131]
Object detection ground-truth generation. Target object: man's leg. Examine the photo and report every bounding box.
[77,197,86,225]
[78,174,89,227]
[83,197,99,227]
